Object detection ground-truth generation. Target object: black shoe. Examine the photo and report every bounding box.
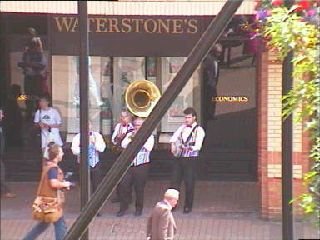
[116,209,127,217]
[134,209,142,217]
[183,207,192,214]
[96,212,102,217]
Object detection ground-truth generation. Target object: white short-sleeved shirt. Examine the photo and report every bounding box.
[34,107,63,148]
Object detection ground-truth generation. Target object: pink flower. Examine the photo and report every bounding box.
[307,9,317,17]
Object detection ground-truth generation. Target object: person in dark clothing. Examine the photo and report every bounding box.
[0,108,16,198]
[202,44,222,122]
[3,84,23,147]
[18,29,48,120]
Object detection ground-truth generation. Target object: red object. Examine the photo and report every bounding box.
[296,0,312,11]
[271,0,283,7]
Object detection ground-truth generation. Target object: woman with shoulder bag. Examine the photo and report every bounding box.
[23,144,73,240]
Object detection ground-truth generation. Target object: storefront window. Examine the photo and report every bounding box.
[112,57,146,126]
[160,57,195,133]
[51,55,200,142]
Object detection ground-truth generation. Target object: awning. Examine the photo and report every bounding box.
[0,1,255,15]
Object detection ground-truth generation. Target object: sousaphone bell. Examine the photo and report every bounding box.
[125,80,161,118]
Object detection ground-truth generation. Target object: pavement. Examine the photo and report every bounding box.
[1,181,319,240]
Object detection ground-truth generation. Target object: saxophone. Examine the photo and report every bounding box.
[108,128,134,155]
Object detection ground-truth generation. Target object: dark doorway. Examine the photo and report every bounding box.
[201,21,258,181]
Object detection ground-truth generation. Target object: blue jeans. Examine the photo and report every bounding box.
[22,217,67,240]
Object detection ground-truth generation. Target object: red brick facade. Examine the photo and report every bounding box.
[258,51,310,219]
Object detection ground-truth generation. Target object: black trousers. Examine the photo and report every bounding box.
[113,153,121,200]
[118,163,150,211]
[170,157,197,209]
[1,159,10,194]
[90,161,103,195]
[204,86,218,120]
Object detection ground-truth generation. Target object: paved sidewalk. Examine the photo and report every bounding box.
[1,181,319,240]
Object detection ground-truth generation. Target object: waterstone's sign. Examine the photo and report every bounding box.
[54,16,198,34]
[50,15,212,56]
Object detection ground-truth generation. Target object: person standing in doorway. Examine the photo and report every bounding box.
[117,117,154,217]
[202,44,222,122]
[71,121,106,216]
[18,28,48,120]
[0,108,16,198]
[34,95,63,154]
[147,189,179,240]
[2,84,23,147]
[170,107,205,214]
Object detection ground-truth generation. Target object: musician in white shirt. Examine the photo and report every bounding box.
[111,111,134,146]
[71,121,106,216]
[170,107,205,214]
[110,111,133,203]
[117,117,155,217]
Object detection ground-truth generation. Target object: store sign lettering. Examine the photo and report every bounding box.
[212,96,249,103]
[54,17,198,34]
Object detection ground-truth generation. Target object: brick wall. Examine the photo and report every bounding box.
[258,51,310,219]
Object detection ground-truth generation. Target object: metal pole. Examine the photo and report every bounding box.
[282,51,294,240]
[282,1,294,239]
[78,1,90,240]
[64,1,243,239]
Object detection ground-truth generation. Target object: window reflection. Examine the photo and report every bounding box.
[51,56,199,141]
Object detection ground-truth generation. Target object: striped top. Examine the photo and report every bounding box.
[121,131,155,166]
[170,122,205,157]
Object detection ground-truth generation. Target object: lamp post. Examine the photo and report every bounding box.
[282,51,294,240]
[78,1,90,240]
[282,1,294,239]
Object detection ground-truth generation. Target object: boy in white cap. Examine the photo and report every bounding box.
[147,189,179,240]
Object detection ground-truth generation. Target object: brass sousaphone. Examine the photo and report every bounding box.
[125,80,161,118]
[108,80,160,154]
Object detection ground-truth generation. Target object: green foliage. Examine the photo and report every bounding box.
[261,5,320,223]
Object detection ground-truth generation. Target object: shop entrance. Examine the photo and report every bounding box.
[1,13,258,181]
[201,35,258,181]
